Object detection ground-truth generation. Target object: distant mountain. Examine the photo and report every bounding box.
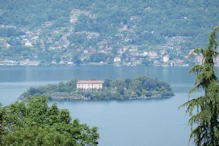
[0,0,218,66]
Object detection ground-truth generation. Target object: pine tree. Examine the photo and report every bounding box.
[180,26,219,146]
[0,103,3,144]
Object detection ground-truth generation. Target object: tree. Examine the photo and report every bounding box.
[1,95,99,145]
[117,86,125,95]
[180,26,219,146]
[103,79,112,87]
[142,58,151,66]
[90,53,108,62]
[0,103,3,144]
[58,81,67,92]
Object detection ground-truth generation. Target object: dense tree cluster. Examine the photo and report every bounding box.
[90,53,109,62]
[0,96,99,145]
[20,75,174,100]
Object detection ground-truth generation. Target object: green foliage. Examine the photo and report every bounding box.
[0,0,219,63]
[103,79,112,87]
[90,53,108,62]
[0,103,3,144]
[142,58,151,66]
[20,76,174,100]
[0,28,24,37]
[180,26,219,145]
[1,95,99,145]
[20,79,78,98]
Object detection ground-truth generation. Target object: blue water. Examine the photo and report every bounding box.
[0,66,201,146]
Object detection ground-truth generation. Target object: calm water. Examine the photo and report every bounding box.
[0,66,208,146]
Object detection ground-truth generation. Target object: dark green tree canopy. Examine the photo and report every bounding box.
[1,96,99,145]
[180,26,219,146]
[90,53,109,62]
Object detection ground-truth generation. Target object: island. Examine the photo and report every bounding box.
[19,75,174,100]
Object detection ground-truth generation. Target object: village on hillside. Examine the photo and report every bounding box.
[0,8,218,67]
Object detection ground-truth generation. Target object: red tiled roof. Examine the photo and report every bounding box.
[77,80,103,84]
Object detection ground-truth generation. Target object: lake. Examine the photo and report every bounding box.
[0,66,202,146]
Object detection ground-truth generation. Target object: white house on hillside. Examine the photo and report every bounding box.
[163,55,169,62]
[114,56,121,62]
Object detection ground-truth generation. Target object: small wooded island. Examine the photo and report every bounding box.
[20,75,174,100]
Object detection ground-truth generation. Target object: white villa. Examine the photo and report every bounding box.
[114,56,121,62]
[163,55,169,62]
[76,80,104,89]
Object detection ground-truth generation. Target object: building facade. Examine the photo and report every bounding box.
[76,80,104,89]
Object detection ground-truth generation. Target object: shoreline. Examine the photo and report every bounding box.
[0,64,192,67]
[46,95,173,101]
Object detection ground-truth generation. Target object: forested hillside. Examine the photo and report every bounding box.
[0,0,218,66]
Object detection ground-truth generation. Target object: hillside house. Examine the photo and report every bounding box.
[77,80,103,89]
[114,56,121,62]
[148,51,158,59]
[163,55,169,62]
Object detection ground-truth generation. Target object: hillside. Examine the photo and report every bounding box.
[0,0,218,66]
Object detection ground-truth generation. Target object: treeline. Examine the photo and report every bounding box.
[0,0,219,63]
[88,75,174,100]
[1,0,218,45]
[20,75,174,100]
[0,96,99,145]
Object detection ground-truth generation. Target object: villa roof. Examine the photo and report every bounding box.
[77,80,104,84]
